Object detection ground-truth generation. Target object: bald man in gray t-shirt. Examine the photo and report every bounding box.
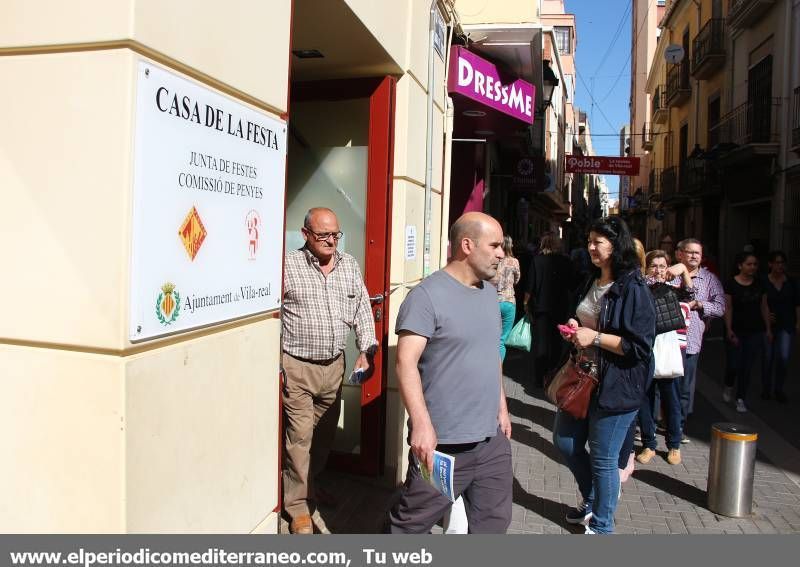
[388,212,513,534]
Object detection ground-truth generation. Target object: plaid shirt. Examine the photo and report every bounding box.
[282,247,377,361]
[685,267,726,355]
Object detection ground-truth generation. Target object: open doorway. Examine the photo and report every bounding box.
[287,0,400,476]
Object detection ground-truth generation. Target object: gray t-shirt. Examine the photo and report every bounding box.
[396,269,502,444]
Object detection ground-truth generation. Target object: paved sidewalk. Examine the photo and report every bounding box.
[287,347,800,534]
[502,349,800,534]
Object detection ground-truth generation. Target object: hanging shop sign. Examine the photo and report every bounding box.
[447,46,535,124]
[565,156,640,176]
[129,61,287,341]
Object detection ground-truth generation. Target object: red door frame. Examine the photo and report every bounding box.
[291,76,396,476]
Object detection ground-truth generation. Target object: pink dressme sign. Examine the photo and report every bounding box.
[448,46,535,124]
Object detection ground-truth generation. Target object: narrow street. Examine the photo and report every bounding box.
[311,336,800,534]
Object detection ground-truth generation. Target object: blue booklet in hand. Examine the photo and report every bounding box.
[417,450,455,502]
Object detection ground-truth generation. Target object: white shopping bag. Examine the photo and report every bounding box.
[653,330,684,379]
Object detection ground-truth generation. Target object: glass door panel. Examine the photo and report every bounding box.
[285,98,369,455]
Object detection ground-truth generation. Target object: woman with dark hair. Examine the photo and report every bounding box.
[761,251,800,403]
[723,251,772,413]
[553,216,656,534]
[524,233,575,385]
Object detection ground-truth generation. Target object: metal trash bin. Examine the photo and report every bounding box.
[707,422,758,517]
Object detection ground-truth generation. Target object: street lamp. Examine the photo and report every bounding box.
[541,59,559,111]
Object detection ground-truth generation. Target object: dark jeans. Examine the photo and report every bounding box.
[762,329,794,394]
[639,378,682,450]
[619,420,637,468]
[678,351,699,429]
[388,428,512,534]
[724,333,764,401]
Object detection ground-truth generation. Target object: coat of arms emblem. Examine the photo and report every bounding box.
[156,282,181,325]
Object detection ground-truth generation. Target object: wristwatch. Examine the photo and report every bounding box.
[593,332,602,347]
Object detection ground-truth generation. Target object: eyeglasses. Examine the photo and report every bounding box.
[304,227,343,241]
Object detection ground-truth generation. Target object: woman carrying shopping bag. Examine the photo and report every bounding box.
[490,235,521,360]
[636,250,693,466]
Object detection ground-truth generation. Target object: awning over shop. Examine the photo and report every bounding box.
[447,46,536,135]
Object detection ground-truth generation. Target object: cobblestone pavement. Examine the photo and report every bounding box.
[288,342,800,534]
[502,347,800,534]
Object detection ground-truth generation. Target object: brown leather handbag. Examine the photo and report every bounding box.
[545,353,599,420]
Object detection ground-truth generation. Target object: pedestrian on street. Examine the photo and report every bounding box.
[675,238,725,437]
[636,250,694,466]
[618,238,649,485]
[388,212,513,534]
[281,207,378,534]
[490,235,521,361]
[723,251,772,413]
[524,234,576,386]
[761,250,800,403]
[554,216,656,535]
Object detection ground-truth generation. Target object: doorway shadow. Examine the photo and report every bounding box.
[510,422,562,463]
[506,396,556,431]
[512,477,582,533]
[632,469,707,508]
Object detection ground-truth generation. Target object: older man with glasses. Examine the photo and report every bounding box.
[675,238,725,441]
[281,207,377,534]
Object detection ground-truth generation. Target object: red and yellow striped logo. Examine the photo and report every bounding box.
[178,206,207,261]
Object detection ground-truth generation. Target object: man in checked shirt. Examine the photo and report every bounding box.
[281,207,378,534]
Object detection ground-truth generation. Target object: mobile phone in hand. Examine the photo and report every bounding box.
[557,324,576,336]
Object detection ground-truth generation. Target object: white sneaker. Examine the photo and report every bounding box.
[584,526,597,534]
[723,386,734,403]
[565,501,593,525]
[736,399,748,413]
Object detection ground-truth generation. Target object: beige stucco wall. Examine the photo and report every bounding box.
[2,0,455,522]
[0,0,289,533]
[383,0,450,484]
[0,1,290,113]
[457,0,540,24]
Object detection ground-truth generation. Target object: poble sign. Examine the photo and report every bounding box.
[565,156,640,176]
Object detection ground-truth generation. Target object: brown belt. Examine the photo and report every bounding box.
[285,352,343,366]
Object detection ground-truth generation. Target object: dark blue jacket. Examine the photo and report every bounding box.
[574,270,656,412]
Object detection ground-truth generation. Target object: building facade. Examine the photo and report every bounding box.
[642,0,800,271]
[1,0,456,532]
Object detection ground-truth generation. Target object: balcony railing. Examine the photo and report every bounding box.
[792,86,800,151]
[662,166,678,200]
[642,122,654,150]
[692,19,726,79]
[666,63,691,106]
[681,160,706,195]
[652,85,668,124]
[709,98,782,147]
[728,0,776,29]
[649,168,662,196]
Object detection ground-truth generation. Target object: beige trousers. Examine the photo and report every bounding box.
[281,352,344,519]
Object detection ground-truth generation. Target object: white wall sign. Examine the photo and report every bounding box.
[405,225,417,261]
[433,9,446,61]
[664,44,685,64]
[129,62,287,341]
